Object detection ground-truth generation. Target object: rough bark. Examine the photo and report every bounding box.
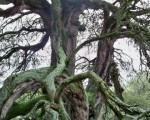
[110,62,124,101]
[0,0,150,120]
[86,8,117,119]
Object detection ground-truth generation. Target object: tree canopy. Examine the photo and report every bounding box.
[0,0,150,120]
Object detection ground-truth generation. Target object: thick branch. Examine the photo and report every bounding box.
[131,8,150,17]
[43,47,67,98]
[0,5,30,17]
[72,31,135,57]
[54,71,150,118]
[1,79,41,118]
[66,0,117,12]
[0,0,51,17]
[0,67,54,114]
[5,96,49,120]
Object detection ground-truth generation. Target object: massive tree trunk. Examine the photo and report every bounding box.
[0,0,150,120]
[86,9,118,119]
[60,3,89,120]
[43,1,88,120]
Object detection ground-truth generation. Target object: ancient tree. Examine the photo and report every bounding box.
[0,0,150,119]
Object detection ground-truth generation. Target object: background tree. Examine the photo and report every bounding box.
[0,0,150,120]
[123,72,150,109]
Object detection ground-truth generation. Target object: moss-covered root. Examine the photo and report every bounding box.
[54,71,150,119]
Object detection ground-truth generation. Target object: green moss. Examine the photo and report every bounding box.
[0,67,54,111]
[5,95,49,120]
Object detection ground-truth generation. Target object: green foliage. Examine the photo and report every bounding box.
[123,73,150,109]
[86,91,94,104]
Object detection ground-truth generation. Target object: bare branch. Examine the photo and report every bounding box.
[0,27,46,37]
[0,32,50,62]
